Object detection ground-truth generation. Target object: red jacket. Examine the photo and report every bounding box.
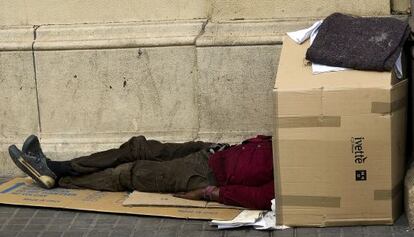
[208,135,274,210]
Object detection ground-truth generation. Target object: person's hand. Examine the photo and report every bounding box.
[173,186,220,201]
[173,188,204,200]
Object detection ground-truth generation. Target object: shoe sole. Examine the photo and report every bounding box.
[8,145,55,189]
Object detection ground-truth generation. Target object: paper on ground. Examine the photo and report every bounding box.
[211,210,289,230]
[212,210,262,225]
[211,199,289,230]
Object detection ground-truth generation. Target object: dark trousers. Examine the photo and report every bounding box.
[58,136,215,192]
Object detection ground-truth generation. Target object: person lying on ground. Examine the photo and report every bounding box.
[8,135,274,210]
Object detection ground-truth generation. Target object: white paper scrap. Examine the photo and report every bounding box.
[211,199,290,230]
[211,210,262,226]
[254,211,289,230]
[287,20,323,44]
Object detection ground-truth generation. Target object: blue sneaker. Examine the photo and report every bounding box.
[8,144,56,189]
[22,135,47,160]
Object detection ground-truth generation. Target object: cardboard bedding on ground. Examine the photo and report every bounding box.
[123,190,242,209]
[0,177,243,220]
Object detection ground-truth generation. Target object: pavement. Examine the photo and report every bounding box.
[0,177,412,237]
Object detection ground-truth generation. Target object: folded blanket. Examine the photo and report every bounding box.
[306,13,411,71]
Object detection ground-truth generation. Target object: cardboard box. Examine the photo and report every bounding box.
[273,38,408,227]
[0,178,242,220]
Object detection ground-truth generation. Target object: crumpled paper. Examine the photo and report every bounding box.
[210,199,289,230]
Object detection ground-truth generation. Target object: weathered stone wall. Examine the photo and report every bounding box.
[0,1,405,175]
[392,0,411,14]
[0,0,395,26]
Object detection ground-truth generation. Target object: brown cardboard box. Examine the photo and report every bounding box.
[273,38,408,227]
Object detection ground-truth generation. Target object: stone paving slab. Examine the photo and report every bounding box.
[0,204,412,237]
[0,177,412,237]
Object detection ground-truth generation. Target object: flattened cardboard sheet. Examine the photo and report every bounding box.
[0,178,241,220]
[124,191,244,209]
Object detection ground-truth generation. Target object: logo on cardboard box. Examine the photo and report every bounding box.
[355,170,367,181]
[351,137,367,164]
[351,137,367,181]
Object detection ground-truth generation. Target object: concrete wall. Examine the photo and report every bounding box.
[0,1,403,175]
[392,0,410,14]
[0,0,394,26]
[0,0,208,26]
